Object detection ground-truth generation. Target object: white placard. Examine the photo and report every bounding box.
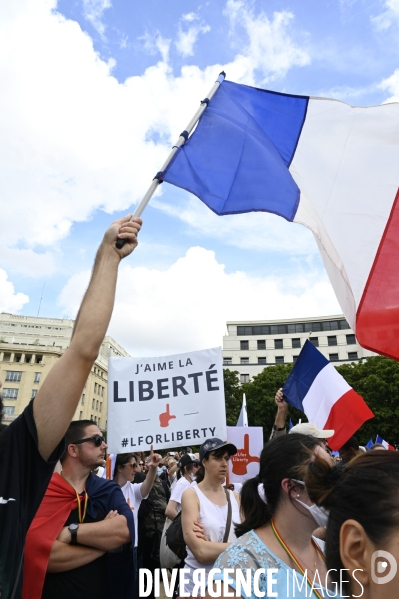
[227,427,263,483]
[107,347,226,453]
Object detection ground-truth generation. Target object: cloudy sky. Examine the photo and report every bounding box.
[1,0,399,356]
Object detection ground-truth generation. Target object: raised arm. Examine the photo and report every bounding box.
[33,215,142,460]
[140,446,162,498]
[269,387,288,440]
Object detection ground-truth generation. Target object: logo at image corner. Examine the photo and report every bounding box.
[371,550,397,584]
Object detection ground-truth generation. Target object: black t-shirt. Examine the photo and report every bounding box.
[42,505,108,599]
[0,401,65,599]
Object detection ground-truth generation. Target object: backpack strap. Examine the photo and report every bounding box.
[222,489,233,543]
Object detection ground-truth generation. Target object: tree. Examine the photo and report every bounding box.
[223,369,244,426]
[239,364,306,442]
[336,356,399,446]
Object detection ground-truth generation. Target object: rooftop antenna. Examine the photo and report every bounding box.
[37,282,45,317]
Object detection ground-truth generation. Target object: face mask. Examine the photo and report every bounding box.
[295,499,329,528]
[157,468,163,477]
[189,473,196,481]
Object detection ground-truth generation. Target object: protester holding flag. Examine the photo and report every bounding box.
[208,434,337,599]
[303,450,399,597]
[181,439,241,597]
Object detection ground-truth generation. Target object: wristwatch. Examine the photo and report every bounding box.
[68,523,79,545]
[273,424,286,431]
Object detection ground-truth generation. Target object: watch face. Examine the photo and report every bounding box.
[69,523,79,532]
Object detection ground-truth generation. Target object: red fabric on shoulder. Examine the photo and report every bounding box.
[23,473,77,599]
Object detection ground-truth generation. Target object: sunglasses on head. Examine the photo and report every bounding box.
[71,434,106,447]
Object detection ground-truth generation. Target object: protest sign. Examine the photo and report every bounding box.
[107,347,226,453]
[226,426,263,483]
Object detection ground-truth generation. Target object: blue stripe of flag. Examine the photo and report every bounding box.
[283,340,328,411]
[163,80,309,219]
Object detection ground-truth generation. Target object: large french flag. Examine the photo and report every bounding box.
[163,80,399,360]
[282,340,374,450]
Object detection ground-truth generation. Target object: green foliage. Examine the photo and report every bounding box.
[336,356,399,446]
[223,369,243,426]
[224,356,399,447]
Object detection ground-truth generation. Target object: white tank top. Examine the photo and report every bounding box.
[183,486,240,593]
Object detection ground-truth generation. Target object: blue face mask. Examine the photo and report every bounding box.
[157,467,163,477]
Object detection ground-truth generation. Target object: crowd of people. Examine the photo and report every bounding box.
[0,217,398,599]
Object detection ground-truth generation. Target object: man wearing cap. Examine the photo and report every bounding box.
[269,388,335,443]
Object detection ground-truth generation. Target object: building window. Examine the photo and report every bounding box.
[237,326,253,336]
[35,355,43,364]
[34,372,41,383]
[2,353,11,361]
[328,336,338,346]
[101,387,104,397]
[31,389,38,399]
[94,383,97,393]
[346,334,356,345]
[292,338,301,349]
[275,356,284,364]
[99,402,102,412]
[309,338,319,347]
[274,339,283,350]
[14,354,22,363]
[5,371,22,382]
[293,356,299,363]
[257,340,266,350]
[25,354,33,363]
[240,374,250,384]
[240,340,249,350]
[258,357,266,365]
[2,406,15,414]
[348,352,358,361]
[81,394,85,405]
[223,358,232,365]
[98,418,101,427]
[96,401,99,411]
[92,399,95,408]
[240,357,249,364]
[2,388,18,399]
[329,354,339,362]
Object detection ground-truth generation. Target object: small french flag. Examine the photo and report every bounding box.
[375,435,395,450]
[283,340,374,450]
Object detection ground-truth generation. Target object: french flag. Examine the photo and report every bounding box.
[163,79,399,360]
[282,340,374,450]
[375,435,395,450]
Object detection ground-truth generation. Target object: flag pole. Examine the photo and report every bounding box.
[116,71,226,248]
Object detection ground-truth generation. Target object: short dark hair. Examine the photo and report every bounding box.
[339,435,359,451]
[235,434,322,538]
[60,419,97,463]
[304,451,399,596]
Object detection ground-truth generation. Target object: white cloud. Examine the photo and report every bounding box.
[0,0,310,277]
[0,269,29,314]
[152,196,318,255]
[371,0,399,30]
[140,31,171,63]
[175,19,211,58]
[223,0,310,83]
[379,68,399,101]
[182,13,199,23]
[58,247,340,356]
[82,0,112,38]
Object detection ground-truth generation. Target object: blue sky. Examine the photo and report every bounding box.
[1,0,399,356]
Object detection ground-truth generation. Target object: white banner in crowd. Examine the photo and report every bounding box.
[107,347,226,453]
[226,426,263,483]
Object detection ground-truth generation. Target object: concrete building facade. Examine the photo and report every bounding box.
[223,314,375,384]
[0,312,129,427]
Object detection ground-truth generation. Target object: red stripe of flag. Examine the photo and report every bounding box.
[324,389,374,451]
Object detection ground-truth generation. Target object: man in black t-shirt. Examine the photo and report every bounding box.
[0,215,142,599]
[24,420,134,599]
